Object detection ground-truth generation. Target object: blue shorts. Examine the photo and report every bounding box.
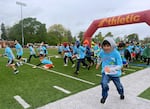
[123,61,127,65]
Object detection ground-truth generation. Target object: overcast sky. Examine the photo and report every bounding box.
[1,0,150,39]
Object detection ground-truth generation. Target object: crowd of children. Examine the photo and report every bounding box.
[0,40,54,74]
[0,37,150,105]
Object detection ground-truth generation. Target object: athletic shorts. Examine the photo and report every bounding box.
[8,59,14,65]
[43,64,53,69]
[123,61,127,65]
[58,51,62,54]
[16,55,22,59]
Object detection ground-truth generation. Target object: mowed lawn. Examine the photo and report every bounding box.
[0,48,148,109]
[139,87,150,100]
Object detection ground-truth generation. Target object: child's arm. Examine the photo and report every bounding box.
[96,56,101,70]
[108,66,122,72]
[36,63,42,66]
[96,64,100,70]
[109,51,123,72]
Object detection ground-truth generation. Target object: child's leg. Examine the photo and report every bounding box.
[33,54,37,58]
[7,60,19,74]
[81,58,88,67]
[11,64,17,71]
[147,58,150,65]
[74,59,81,74]
[81,58,91,70]
[144,58,147,62]
[28,55,32,62]
[101,73,110,99]
[111,77,124,97]
[69,57,74,64]
[64,56,67,65]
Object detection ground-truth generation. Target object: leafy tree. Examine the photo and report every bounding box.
[105,32,113,37]
[48,24,73,43]
[8,17,47,45]
[66,30,73,42]
[143,37,150,44]
[126,33,139,42]
[77,31,84,41]
[115,36,122,43]
[46,31,59,45]
[93,32,104,43]
[1,23,8,40]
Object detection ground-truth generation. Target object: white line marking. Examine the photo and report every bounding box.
[124,68,136,71]
[96,74,102,77]
[24,62,95,85]
[53,86,71,94]
[129,66,143,69]
[3,56,95,85]
[14,95,30,109]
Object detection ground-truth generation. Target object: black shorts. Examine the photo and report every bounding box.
[16,55,22,59]
[8,59,14,65]
[58,52,62,54]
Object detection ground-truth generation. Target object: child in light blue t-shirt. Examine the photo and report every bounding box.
[96,37,124,104]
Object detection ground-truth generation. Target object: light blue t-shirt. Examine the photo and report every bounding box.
[126,45,133,53]
[118,49,127,63]
[15,43,23,56]
[72,45,78,55]
[140,47,145,55]
[58,45,63,52]
[29,46,36,55]
[5,47,15,60]
[76,46,86,59]
[135,46,140,54]
[42,46,48,55]
[63,46,72,57]
[41,58,53,64]
[99,49,123,77]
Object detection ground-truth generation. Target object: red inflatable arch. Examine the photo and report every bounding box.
[83,10,150,44]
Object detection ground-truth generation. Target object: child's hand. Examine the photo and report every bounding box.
[72,55,76,58]
[96,64,100,70]
[104,66,110,73]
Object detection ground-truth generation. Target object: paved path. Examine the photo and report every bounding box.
[38,68,150,109]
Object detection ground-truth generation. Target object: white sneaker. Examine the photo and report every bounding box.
[32,66,37,68]
[20,62,23,66]
[24,58,27,63]
[64,64,68,66]
[16,62,20,67]
[14,70,19,74]
[72,64,75,68]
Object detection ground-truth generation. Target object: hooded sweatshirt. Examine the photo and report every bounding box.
[99,37,123,77]
[142,43,150,58]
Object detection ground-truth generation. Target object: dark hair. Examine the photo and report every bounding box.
[102,40,111,47]
[126,42,129,44]
[118,42,125,48]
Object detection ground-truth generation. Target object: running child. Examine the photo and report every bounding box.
[73,41,90,75]
[33,54,54,69]
[14,40,27,65]
[27,44,38,63]
[96,37,124,104]
[62,42,75,67]
[1,42,19,74]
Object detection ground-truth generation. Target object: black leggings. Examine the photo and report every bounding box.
[64,56,74,64]
[28,54,37,62]
[75,58,88,72]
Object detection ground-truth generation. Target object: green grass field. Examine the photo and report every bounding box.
[139,87,150,100]
[0,48,148,109]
